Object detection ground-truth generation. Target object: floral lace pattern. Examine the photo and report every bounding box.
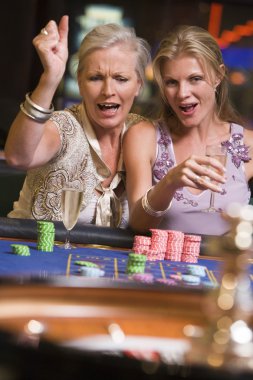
[28,108,100,220]
[174,191,198,207]
[221,133,251,168]
[154,123,232,208]
[154,125,174,180]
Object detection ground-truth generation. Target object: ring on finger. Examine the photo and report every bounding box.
[193,175,200,183]
[40,27,48,36]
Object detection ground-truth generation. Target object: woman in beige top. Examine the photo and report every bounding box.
[4,15,150,228]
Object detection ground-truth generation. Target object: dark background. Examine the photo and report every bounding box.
[1,0,253,147]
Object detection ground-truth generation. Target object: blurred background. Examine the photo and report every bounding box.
[1,0,253,148]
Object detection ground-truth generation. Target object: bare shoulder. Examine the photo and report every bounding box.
[126,112,148,127]
[123,116,157,164]
[124,114,156,139]
[243,127,253,148]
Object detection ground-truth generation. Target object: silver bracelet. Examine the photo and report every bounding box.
[20,92,54,123]
[25,92,54,114]
[141,186,172,217]
[20,102,52,123]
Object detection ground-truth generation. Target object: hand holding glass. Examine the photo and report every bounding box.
[61,188,83,249]
[203,144,226,213]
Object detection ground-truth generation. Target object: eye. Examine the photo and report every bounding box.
[164,78,177,87]
[190,76,203,83]
[115,76,128,82]
[89,75,103,81]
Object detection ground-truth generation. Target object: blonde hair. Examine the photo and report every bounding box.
[153,25,242,125]
[77,23,150,88]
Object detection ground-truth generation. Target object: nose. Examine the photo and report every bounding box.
[102,79,115,97]
[177,82,190,98]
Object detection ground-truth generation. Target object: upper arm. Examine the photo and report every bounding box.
[29,120,61,168]
[123,121,156,210]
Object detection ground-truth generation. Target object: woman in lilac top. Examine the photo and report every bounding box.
[123,25,253,236]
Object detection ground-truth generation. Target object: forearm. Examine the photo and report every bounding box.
[5,16,68,169]
[4,76,60,168]
[129,177,176,233]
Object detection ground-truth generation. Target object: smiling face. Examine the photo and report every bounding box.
[161,53,219,129]
[78,44,141,134]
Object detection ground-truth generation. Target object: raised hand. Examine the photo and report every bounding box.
[32,15,69,86]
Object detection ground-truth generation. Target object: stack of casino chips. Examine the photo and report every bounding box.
[11,244,30,256]
[181,234,201,263]
[37,221,55,252]
[132,235,151,255]
[126,252,146,274]
[165,230,184,261]
[148,229,168,261]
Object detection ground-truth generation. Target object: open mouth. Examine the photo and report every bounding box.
[179,103,197,113]
[97,103,120,111]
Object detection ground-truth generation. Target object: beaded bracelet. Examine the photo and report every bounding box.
[141,186,172,217]
[20,92,54,123]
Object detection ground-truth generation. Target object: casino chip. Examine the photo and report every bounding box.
[11,244,30,256]
[186,265,206,277]
[79,267,105,278]
[131,273,154,284]
[37,221,55,252]
[74,261,98,268]
[181,274,201,285]
[126,252,146,274]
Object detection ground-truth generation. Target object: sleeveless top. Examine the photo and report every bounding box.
[8,104,145,228]
[152,121,251,235]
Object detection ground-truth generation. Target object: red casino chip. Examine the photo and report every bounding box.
[181,254,198,263]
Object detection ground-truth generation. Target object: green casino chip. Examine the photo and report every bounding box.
[74,261,98,267]
[11,244,30,256]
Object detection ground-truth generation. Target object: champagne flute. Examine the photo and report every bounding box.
[203,144,227,213]
[61,188,83,249]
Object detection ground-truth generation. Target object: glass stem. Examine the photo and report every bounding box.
[65,229,71,249]
[210,191,215,209]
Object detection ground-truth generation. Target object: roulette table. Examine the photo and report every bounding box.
[0,217,252,380]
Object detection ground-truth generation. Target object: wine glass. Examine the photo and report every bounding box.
[203,144,227,213]
[61,188,83,249]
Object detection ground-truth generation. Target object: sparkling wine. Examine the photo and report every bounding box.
[206,150,227,184]
[206,153,226,166]
[202,144,227,213]
[61,189,83,230]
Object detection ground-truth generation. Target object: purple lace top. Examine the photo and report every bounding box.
[152,121,251,235]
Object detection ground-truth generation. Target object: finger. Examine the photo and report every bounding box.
[197,176,224,193]
[205,156,226,173]
[58,15,69,42]
[200,166,226,184]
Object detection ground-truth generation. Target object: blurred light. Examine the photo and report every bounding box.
[229,71,247,86]
[217,316,233,330]
[222,273,237,290]
[145,63,154,81]
[108,323,125,343]
[26,319,45,335]
[217,294,234,310]
[235,232,252,250]
[236,221,253,234]
[230,320,253,344]
[213,329,230,345]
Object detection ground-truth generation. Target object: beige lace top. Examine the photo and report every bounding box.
[8,104,145,227]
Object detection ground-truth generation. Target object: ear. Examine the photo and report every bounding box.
[77,72,82,95]
[214,64,225,88]
[135,79,142,97]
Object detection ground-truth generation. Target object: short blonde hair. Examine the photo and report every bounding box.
[77,23,151,88]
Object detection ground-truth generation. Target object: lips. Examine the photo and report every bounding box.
[97,103,120,111]
[179,103,197,113]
